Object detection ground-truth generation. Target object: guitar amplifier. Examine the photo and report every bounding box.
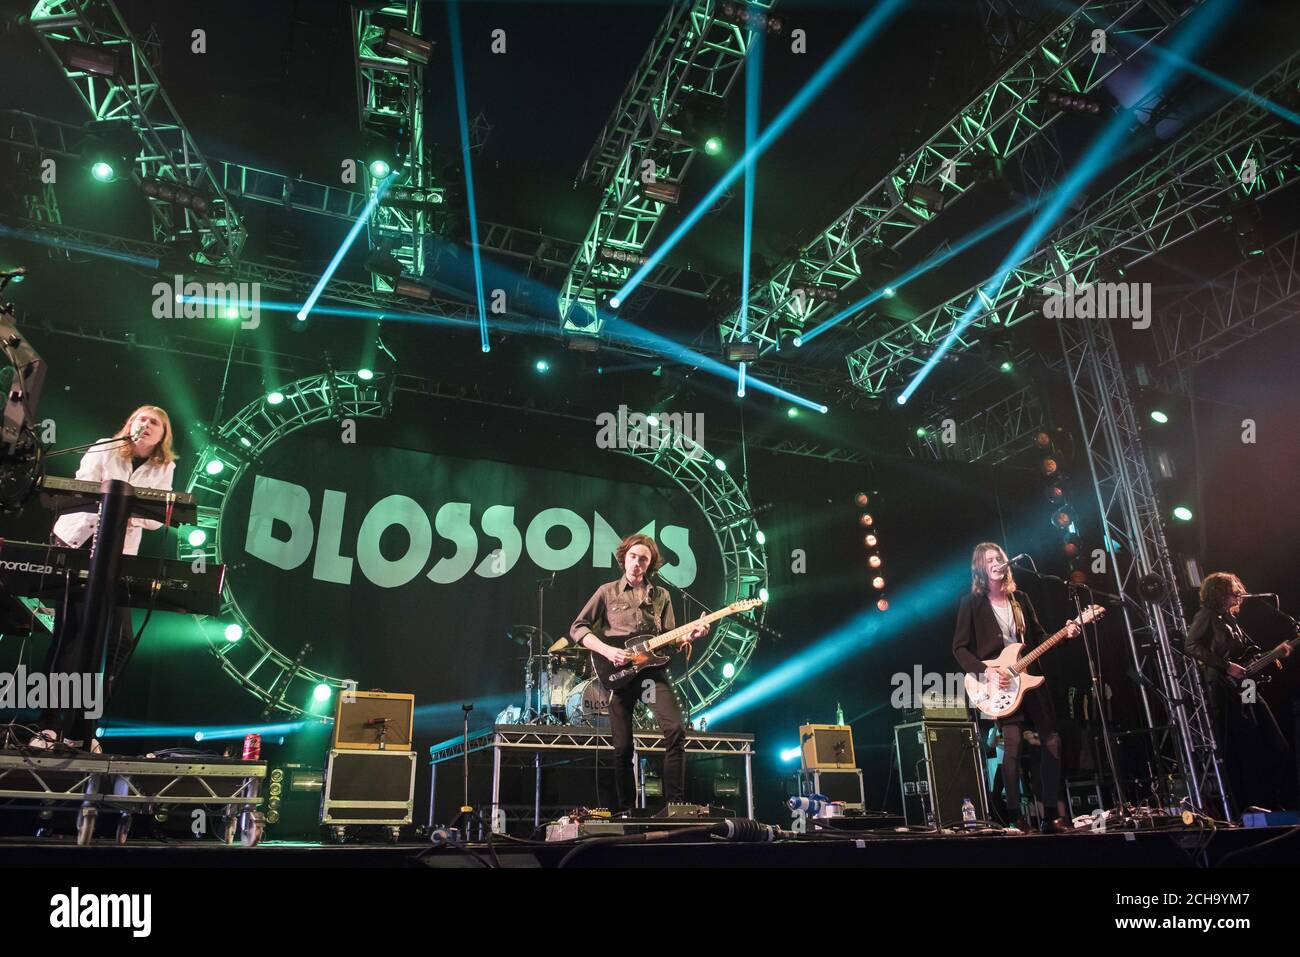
[796,768,865,811]
[331,690,414,751]
[321,749,416,825]
[894,719,987,828]
[799,724,856,769]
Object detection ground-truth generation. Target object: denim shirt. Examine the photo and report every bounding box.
[570,578,677,647]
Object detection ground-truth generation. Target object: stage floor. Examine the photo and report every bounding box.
[3,822,1296,868]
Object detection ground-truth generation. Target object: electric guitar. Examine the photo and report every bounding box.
[964,604,1106,719]
[590,598,764,691]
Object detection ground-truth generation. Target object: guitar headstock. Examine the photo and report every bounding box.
[1072,604,1106,631]
[730,597,764,613]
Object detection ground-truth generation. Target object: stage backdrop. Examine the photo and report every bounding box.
[216,426,724,707]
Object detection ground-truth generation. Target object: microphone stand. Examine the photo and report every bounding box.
[1009,559,1129,818]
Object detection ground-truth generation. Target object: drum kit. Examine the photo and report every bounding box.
[499,625,653,729]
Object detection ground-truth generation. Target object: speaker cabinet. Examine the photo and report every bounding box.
[331,691,414,751]
[799,724,856,769]
[894,719,987,828]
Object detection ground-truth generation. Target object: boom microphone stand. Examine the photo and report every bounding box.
[1009,557,1129,818]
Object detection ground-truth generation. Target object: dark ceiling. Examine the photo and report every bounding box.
[1,0,1298,455]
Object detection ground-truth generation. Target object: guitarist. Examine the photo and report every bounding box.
[952,543,1078,833]
[1185,572,1292,815]
[570,534,709,813]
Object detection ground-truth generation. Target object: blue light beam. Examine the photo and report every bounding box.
[447,0,490,353]
[296,176,393,322]
[738,15,765,397]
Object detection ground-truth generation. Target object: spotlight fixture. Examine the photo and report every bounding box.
[363,250,404,281]
[376,26,434,65]
[1044,89,1103,115]
[724,341,760,363]
[718,2,786,36]
[565,336,600,353]
[597,246,651,267]
[391,277,434,301]
[858,513,874,527]
[638,180,682,205]
[863,534,878,548]
[904,181,946,214]
[1041,456,1059,477]
[854,492,870,508]
[872,576,885,590]
[534,359,550,374]
[792,283,839,305]
[381,184,445,212]
[141,178,213,215]
[678,93,727,155]
[59,40,120,77]
[876,598,889,611]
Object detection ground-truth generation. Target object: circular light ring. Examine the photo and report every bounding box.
[180,372,392,718]
[183,381,764,719]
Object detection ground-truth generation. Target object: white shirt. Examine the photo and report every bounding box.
[991,598,1019,647]
[51,438,177,556]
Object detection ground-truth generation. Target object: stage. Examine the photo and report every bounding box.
[3,820,1297,868]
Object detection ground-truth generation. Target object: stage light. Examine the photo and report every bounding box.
[1172,505,1193,522]
[312,683,332,703]
[706,136,723,155]
[755,530,766,545]
[608,296,621,309]
[872,576,885,590]
[239,437,252,448]
[1150,409,1169,424]
[1138,573,1167,601]
[638,180,681,205]
[140,177,213,214]
[91,160,115,182]
[369,158,391,180]
[224,623,243,643]
[882,287,896,298]
[855,492,870,507]
[187,528,207,547]
[863,534,878,548]
[868,554,882,569]
[714,458,727,471]
[645,415,660,427]
[787,407,800,418]
[780,746,801,762]
[876,598,889,612]
[377,26,434,65]
[194,732,205,742]
[1045,89,1104,115]
[534,359,550,374]
[722,662,736,680]
[1069,568,1089,584]
[60,40,120,77]
[759,587,769,603]
[1041,457,1059,477]
[357,368,374,380]
[205,459,225,476]
[915,427,927,438]
[223,306,239,320]
[1000,360,1014,373]
[1062,538,1081,559]
[392,277,434,301]
[1046,485,1066,504]
[1052,509,1072,528]
[363,250,404,282]
[1033,431,1052,448]
[724,341,760,363]
[858,513,874,527]
[266,391,285,405]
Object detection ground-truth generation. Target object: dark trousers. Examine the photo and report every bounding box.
[38,596,134,743]
[607,669,687,812]
[1210,681,1290,815]
[998,685,1062,820]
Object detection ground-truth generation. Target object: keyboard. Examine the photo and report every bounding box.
[38,474,197,525]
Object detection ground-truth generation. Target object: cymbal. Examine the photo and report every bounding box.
[505,625,552,647]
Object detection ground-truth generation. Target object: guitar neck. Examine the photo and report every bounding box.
[1011,623,1073,674]
[643,605,746,652]
[1244,636,1300,677]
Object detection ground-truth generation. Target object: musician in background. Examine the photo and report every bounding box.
[570,533,709,814]
[1185,572,1292,816]
[953,542,1078,833]
[31,405,178,752]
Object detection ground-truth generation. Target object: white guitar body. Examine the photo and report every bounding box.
[964,644,1045,718]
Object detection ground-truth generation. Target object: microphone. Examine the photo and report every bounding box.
[993,553,1028,573]
[1242,593,1277,599]
[129,421,147,441]
[0,266,25,279]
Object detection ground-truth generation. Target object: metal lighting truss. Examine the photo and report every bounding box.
[1058,308,1230,816]
[719,0,1200,354]
[846,51,1300,396]
[910,382,1047,464]
[28,0,246,265]
[1155,228,1300,381]
[559,0,773,335]
[351,1,428,292]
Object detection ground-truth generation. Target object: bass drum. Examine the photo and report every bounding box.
[565,678,656,729]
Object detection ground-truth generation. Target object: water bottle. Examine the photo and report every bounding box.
[835,702,845,726]
[962,797,976,829]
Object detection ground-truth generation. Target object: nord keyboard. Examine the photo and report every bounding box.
[0,539,225,617]
[38,475,197,525]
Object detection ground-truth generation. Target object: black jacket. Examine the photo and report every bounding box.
[952,589,1048,676]
[1185,607,1249,685]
